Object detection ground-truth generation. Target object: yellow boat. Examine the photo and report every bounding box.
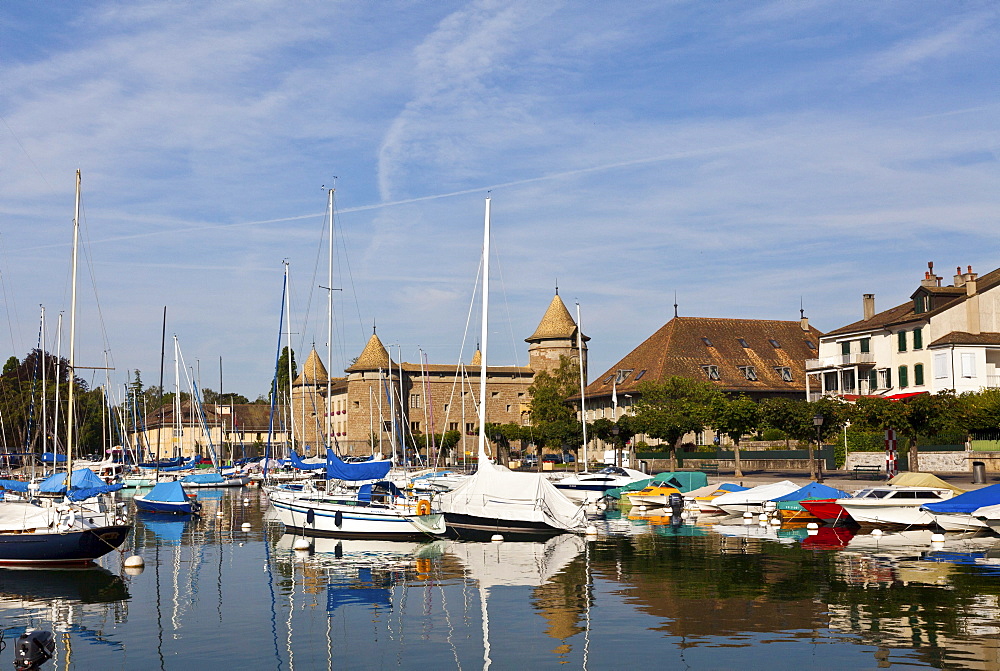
[624,482,681,507]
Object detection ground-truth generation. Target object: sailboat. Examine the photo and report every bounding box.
[438,197,588,538]
[0,171,131,565]
[266,189,444,540]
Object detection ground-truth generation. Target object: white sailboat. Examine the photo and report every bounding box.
[438,197,587,538]
[0,170,131,565]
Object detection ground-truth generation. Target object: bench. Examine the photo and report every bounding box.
[852,465,884,480]
[699,463,719,476]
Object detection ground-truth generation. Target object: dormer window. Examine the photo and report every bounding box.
[805,341,816,350]
[769,339,781,348]
[701,365,720,380]
[702,337,713,347]
[615,369,633,384]
[914,294,928,314]
[739,366,758,381]
[634,369,647,381]
[602,375,614,384]
[737,338,750,348]
[774,366,793,382]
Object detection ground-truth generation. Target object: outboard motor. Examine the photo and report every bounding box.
[14,630,54,670]
[668,492,684,519]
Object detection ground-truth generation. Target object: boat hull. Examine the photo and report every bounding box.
[838,501,937,527]
[442,512,566,540]
[269,492,443,540]
[799,499,853,525]
[0,524,131,566]
[133,498,197,515]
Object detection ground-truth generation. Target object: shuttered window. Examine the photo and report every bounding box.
[897,331,907,352]
[898,365,908,388]
[961,352,977,378]
[913,328,923,350]
[914,363,924,386]
[934,352,949,379]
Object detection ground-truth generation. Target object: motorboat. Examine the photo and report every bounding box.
[624,481,681,507]
[553,466,648,503]
[179,472,250,488]
[799,498,854,525]
[711,480,802,516]
[683,482,748,514]
[772,482,850,523]
[836,486,955,527]
[922,482,1000,531]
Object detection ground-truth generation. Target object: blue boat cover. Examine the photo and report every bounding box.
[143,480,189,503]
[288,451,326,471]
[67,483,123,501]
[357,480,405,502]
[0,479,29,493]
[142,456,198,472]
[138,456,185,468]
[39,468,107,493]
[41,452,67,463]
[326,449,391,481]
[922,482,1000,513]
[771,482,849,502]
[181,473,226,485]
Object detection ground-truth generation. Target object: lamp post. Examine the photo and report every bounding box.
[812,414,824,482]
[612,425,620,468]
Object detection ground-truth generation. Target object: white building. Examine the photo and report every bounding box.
[807,263,1000,399]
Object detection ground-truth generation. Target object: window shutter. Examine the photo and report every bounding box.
[914,363,924,386]
[860,338,870,353]
[898,365,908,388]
[933,352,949,379]
[841,341,850,355]
[868,369,877,391]
[961,352,977,378]
[913,328,923,349]
[897,331,907,352]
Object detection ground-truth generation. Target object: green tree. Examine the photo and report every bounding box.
[590,416,638,468]
[631,376,723,472]
[526,356,583,470]
[709,395,760,478]
[274,346,297,401]
[851,393,955,473]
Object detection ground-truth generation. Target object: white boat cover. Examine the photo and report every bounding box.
[438,460,587,531]
[0,502,55,532]
[445,533,585,587]
[712,480,801,508]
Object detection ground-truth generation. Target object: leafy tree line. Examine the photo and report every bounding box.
[486,356,1000,477]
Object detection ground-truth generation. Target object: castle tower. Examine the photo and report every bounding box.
[290,347,329,454]
[345,329,399,454]
[525,293,589,376]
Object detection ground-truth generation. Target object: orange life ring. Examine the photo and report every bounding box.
[416,499,431,516]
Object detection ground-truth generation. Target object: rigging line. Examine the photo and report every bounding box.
[0,234,24,356]
[0,114,51,189]
[489,231,527,379]
[78,195,116,371]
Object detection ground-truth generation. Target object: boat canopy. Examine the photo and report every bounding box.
[712,480,801,507]
[41,452,67,463]
[34,468,123,501]
[143,480,190,503]
[138,456,185,468]
[325,449,391,481]
[439,460,587,531]
[889,472,966,494]
[288,451,326,471]
[0,479,29,493]
[772,482,849,502]
[684,482,747,498]
[605,471,709,500]
[141,456,198,472]
[357,481,405,502]
[922,482,1000,514]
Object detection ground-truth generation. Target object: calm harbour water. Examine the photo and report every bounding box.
[2,488,1000,670]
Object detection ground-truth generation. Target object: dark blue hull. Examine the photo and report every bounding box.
[0,525,131,566]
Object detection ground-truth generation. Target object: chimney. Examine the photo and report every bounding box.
[921,261,941,288]
[800,316,809,332]
[954,266,966,288]
[863,294,875,320]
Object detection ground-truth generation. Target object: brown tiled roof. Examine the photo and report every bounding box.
[582,316,821,399]
[293,347,329,386]
[525,294,588,342]
[929,331,1000,347]
[827,265,1000,338]
[146,402,284,432]
[346,332,393,372]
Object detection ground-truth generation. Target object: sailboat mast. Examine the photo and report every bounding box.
[326,188,334,451]
[173,335,181,458]
[576,302,588,468]
[66,169,81,478]
[477,196,491,461]
[40,307,47,460]
[285,262,294,458]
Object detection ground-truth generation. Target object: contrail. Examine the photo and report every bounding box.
[20,137,768,251]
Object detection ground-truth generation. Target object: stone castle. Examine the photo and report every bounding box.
[289,293,588,458]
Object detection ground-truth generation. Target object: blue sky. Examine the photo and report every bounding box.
[1,1,999,399]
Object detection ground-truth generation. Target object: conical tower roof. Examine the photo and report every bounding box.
[293,347,329,386]
[346,331,392,372]
[526,293,588,342]
[470,349,482,367]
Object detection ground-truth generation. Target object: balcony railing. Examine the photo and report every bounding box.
[987,375,1000,389]
[805,352,876,371]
